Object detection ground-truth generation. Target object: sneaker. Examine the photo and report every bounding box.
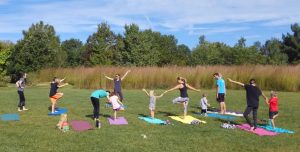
[22,107,28,111]
[17,108,22,112]
[95,120,101,128]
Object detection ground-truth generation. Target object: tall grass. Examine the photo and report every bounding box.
[30,65,300,91]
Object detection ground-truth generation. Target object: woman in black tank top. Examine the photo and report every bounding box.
[163,77,201,118]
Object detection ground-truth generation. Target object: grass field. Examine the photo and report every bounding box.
[0,86,299,152]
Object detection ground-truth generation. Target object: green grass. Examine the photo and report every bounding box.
[0,86,299,152]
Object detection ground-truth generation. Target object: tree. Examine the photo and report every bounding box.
[61,38,83,67]
[282,23,300,64]
[171,44,191,65]
[83,22,117,66]
[0,41,13,85]
[7,21,62,76]
[262,38,288,64]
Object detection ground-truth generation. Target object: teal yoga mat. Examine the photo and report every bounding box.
[1,114,20,121]
[138,117,165,124]
[207,113,237,120]
[259,125,294,134]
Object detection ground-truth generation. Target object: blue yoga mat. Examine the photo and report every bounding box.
[1,114,20,121]
[138,116,165,124]
[259,125,294,134]
[207,113,237,120]
[48,108,68,116]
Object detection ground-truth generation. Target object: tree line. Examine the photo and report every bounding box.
[0,21,299,82]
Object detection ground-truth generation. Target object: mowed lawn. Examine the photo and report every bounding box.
[0,86,299,152]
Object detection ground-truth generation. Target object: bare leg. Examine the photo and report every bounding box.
[150,110,155,118]
[114,110,117,120]
[50,98,57,113]
[183,101,188,119]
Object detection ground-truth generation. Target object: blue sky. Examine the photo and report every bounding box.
[0,0,299,49]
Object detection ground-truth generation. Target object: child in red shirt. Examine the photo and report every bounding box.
[266,91,279,128]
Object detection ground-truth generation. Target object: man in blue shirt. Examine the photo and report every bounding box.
[213,73,226,114]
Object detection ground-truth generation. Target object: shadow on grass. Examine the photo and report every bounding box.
[138,114,148,117]
[157,111,177,116]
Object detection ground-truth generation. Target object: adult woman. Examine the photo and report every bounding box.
[163,77,201,118]
[105,70,130,102]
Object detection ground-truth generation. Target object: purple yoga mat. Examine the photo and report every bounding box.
[236,124,278,136]
[107,117,128,125]
[70,120,93,132]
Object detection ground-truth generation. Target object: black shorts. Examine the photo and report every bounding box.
[269,111,278,119]
[217,93,225,102]
[201,109,207,114]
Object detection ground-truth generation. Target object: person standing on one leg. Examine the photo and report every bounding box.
[49,77,68,113]
[228,78,268,131]
[213,73,226,114]
[105,70,131,102]
[16,73,28,111]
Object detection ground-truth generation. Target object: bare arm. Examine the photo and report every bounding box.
[155,94,164,99]
[105,76,114,81]
[121,70,131,80]
[261,92,269,104]
[58,83,69,88]
[60,77,66,83]
[186,84,201,92]
[227,78,245,87]
[163,84,181,94]
[142,89,150,97]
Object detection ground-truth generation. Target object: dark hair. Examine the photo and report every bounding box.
[106,90,111,94]
[52,77,57,81]
[249,79,256,84]
[213,73,219,77]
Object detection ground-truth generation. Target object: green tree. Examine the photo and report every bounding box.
[7,21,62,76]
[0,41,13,85]
[83,22,116,65]
[282,23,300,64]
[263,38,288,64]
[61,38,83,67]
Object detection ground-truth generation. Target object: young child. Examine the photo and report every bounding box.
[109,92,125,120]
[57,114,70,132]
[142,89,163,119]
[200,93,210,116]
[266,91,279,129]
[49,77,68,114]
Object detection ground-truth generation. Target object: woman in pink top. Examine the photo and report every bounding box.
[109,92,125,120]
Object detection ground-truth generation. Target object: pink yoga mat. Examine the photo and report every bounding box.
[236,124,278,136]
[70,120,93,132]
[107,117,128,125]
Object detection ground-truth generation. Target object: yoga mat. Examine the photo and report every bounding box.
[169,115,206,124]
[107,117,128,125]
[70,120,93,132]
[138,117,165,124]
[236,124,278,136]
[259,125,294,134]
[1,114,20,121]
[207,113,237,120]
[48,108,68,116]
[207,111,243,117]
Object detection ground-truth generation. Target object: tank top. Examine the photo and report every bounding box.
[114,79,121,91]
[179,83,188,98]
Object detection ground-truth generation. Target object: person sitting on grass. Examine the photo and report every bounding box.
[49,77,68,114]
[142,89,163,119]
[163,77,201,119]
[228,78,268,131]
[200,93,210,116]
[266,91,279,129]
[57,114,69,132]
[109,92,125,120]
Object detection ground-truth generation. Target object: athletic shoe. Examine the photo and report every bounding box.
[17,108,22,112]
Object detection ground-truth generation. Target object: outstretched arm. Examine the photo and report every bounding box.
[163,85,181,94]
[58,83,69,88]
[142,89,150,97]
[186,84,201,92]
[60,77,66,83]
[227,78,245,87]
[155,94,164,99]
[105,75,114,80]
[121,70,131,80]
[261,92,269,104]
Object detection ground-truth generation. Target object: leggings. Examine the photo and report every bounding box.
[114,90,123,102]
[91,97,100,119]
[18,91,25,109]
[243,106,258,128]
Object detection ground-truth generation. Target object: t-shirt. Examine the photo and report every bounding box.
[216,78,226,94]
[269,97,278,112]
[244,84,262,107]
[200,97,208,110]
[109,95,121,109]
[49,82,59,97]
[90,90,108,98]
[17,78,26,92]
[114,79,121,91]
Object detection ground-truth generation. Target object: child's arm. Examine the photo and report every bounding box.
[104,75,114,81]
[142,89,150,97]
[227,78,244,87]
[155,94,164,99]
[262,92,269,105]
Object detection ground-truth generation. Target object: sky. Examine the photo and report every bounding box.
[0,0,299,49]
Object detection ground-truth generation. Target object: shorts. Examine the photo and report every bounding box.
[217,93,225,103]
[201,109,207,114]
[149,102,156,111]
[50,93,63,100]
[269,111,278,119]
[113,107,121,111]
[172,97,189,104]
